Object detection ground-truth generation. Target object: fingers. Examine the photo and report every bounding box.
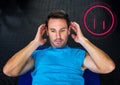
[70,22,84,42]
[70,21,83,35]
[35,24,46,40]
[70,22,80,33]
[41,28,46,36]
[71,34,76,39]
[38,24,46,35]
[38,24,46,31]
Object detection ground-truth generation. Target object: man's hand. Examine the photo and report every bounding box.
[70,22,84,44]
[33,24,47,46]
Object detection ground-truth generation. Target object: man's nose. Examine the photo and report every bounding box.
[56,32,61,38]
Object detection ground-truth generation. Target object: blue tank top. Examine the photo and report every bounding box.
[31,46,86,85]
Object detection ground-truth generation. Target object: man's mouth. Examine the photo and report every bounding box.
[54,39,63,43]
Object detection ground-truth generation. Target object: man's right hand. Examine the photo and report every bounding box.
[33,24,47,46]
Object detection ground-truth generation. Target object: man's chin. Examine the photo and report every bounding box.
[52,44,65,48]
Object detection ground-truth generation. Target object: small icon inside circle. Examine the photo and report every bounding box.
[83,3,115,36]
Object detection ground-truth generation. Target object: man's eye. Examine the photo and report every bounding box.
[51,30,55,32]
[61,29,65,32]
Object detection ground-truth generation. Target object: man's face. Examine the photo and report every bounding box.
[47,18,70,48]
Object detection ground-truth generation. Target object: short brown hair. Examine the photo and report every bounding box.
[45,10,70,28]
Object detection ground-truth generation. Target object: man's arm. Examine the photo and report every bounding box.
[81,37,115,73]
[70,22,115,74]
[3,24,47,77]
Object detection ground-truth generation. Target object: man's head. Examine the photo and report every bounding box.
[45,10,71,48]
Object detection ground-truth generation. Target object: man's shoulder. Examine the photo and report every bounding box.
[36,46,49,50]
[33,46,50,55]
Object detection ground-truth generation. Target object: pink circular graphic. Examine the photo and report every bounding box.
[84,5,115,36]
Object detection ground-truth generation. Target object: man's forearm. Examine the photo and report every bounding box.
[79,37,115,73]
[3,40,40,77]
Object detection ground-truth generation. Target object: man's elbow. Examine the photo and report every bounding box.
[3,67,19,77]
[102,63,115,74]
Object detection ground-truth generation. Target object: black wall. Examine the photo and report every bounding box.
[0,0,120,85]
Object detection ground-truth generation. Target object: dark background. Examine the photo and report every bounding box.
[0,0,120,85]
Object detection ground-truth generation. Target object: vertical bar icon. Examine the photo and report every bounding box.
[102,20,105,30]
[94,16,96,30]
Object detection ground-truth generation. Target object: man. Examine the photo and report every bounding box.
[3,10,115,85]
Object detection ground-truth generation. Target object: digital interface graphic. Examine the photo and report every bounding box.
[0,1,120,85]
[83,3,115,36]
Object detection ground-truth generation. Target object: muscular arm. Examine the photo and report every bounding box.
[70,22,115,74]
[3,41,39,77]
[81,37,115,73]
[3,24,47,77]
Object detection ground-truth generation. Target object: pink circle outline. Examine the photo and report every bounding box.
[84,5,114,36]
